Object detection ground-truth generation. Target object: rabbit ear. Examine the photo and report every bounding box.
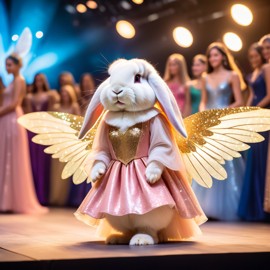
[14,27,32,57]
[78,78,109,139]
[148,73,187,138]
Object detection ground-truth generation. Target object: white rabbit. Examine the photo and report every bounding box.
[74,58,206,245]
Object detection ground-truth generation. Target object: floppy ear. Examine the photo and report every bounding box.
[78,78,109,139]
[148,73,187,138]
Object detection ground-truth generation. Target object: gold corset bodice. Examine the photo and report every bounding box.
[108,122,145,165]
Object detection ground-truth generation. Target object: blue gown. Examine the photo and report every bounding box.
[192,79,245,221]
[238,73,270,221]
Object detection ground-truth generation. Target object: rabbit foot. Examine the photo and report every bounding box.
[129,233,157,246]
[106,234,131,244]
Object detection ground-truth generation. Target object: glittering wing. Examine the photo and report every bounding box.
[177,107,270,188]
[18,112,100,184]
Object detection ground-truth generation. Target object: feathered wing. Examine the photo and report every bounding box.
[14,27,32,57]
[176,107,270,188]
[18,112,101,184]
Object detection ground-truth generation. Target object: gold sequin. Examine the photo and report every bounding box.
[108,123,143,165]
[177,107,260,153]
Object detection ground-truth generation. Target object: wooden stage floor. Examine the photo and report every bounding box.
[0,208,269,270]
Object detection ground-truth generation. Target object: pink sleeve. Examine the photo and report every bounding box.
[86,119,111,168]
[148,115,184,171]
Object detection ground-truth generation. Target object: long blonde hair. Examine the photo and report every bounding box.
[164,53,190,84]
[60,84,77,105]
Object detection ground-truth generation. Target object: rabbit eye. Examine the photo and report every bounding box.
[134,74,141,83]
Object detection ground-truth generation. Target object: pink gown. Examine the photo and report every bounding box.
[167,82,186,113]
[75,114,207,240]
[0,82,48,214]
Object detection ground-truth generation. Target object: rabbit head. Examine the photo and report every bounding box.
[79,58,187,138]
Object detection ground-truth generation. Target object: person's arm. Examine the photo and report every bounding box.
[245,86,254,106]
[72,102,81,115]
[23,93,33,113]
[199,76,207,111]
[0,78,24,117]
[183,85,191,117]
[229,71,244,108]
[256,65,270,108]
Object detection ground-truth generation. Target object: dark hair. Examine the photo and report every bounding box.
[6,54,22,66]
[0,76,5,90]
[32,73,50,93]
[206,42,246,90]
[249,43,267,65]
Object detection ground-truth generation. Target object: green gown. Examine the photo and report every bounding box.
[190,85,201,114]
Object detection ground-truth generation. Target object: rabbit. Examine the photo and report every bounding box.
[75,58,206,245]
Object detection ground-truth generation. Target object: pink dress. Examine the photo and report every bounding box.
[167,82,186,113]
[0,83,48,214]
[75,114,207,240]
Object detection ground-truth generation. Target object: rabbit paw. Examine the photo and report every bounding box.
[90,161,106,183]
[129,234,156,246]
[145,161,164,184]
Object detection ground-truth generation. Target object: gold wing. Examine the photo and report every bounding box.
[177,107,270,188]
[18,112,101,184]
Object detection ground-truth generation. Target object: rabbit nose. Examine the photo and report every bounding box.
[112,89,123,95]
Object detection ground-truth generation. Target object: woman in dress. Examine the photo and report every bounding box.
[164,54,191,117]
[187,54,207,114]
[25,73,53,205]
[79,73,96,116]
[58,71,80,99]
[49,84,84,206]
[192,42,245,221]
[238,43,270,221]
[0,54,47,214]
[259,34,270,214]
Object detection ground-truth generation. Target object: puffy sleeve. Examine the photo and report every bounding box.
[86,118,111,169]
[148,115,184,171]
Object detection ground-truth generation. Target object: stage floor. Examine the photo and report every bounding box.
[0,208,269,269]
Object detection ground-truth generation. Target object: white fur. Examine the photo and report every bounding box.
[90,161,106,183]
[105,206,174,245]
[129,234,155,245]
[145,161,164,184]
[104,108,159,132]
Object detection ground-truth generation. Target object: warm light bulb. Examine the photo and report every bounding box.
[132,0,144,4]
[231,4,253,26]
[76,4,87,13]
[173,27,193,48]
[223,32,243,52]
[86,1,98,9]
[116,20,136,39]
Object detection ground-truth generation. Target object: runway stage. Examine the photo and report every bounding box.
[0,209,269,270]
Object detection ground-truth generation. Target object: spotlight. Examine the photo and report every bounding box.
[132,0,144,4]
[12,34,19,41]
[116,20,136,39]
[35,31,43,39]
[121,1,132,10]
[223,32,242,52]
[65,4,76,14]
[231,4,253,26]
[173,27,193,48]
[76,4,87,13]
[86,1,98,9]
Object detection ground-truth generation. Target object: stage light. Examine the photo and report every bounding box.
[35,31,43,39]
[86,1,98,9]
[116,20,136,39]
[173,27,193,48]
[12,34,19,41]
[231,4,253,26]
[121,1,132,10]
[132,0,144,4]
[76,4,87,13]
[223,32,242,52]
[65,4,76,14]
